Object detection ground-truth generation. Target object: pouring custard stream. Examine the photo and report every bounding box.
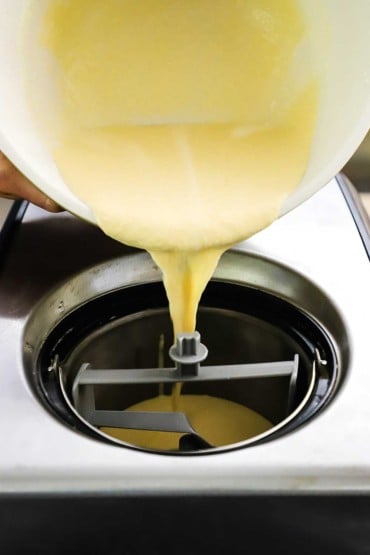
[26,0,318,448]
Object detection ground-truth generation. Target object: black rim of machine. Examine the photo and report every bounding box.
[35,280,339,455]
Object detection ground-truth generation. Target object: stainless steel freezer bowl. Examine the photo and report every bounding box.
[22,248,345,453]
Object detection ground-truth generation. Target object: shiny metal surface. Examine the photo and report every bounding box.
[0,177,369,493]
[344,131,370,191]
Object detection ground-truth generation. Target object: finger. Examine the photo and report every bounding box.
[12,178,63,213]
[0,154,63,212]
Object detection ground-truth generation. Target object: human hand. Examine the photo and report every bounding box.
[0,151,62,212]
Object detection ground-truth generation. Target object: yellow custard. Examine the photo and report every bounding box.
[25,0,318,449]
[38,0,317,337]
[101,394,272,450]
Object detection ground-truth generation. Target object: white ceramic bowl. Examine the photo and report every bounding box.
[0,0,369,223]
